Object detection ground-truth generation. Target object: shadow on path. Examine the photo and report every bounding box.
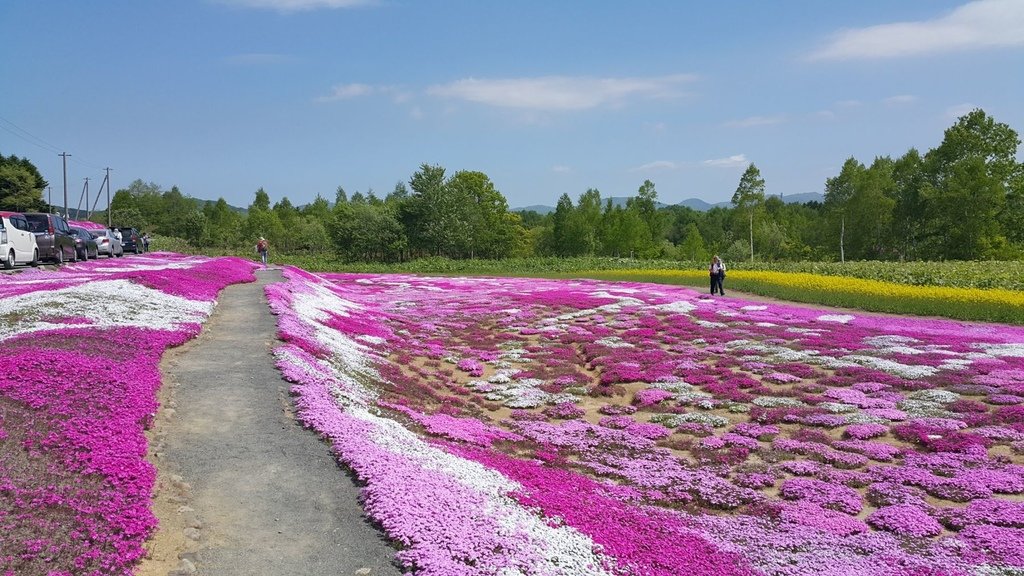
[145,268,402,576]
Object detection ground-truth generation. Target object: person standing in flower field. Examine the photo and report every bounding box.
[710,255,726,296]
[256,236,269,266]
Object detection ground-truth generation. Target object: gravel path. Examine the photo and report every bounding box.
[143,268,403,576]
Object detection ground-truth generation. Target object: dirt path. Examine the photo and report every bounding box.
[140,269,402,576]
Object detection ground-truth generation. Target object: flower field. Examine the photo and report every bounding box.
[581,269,1024,325]
[269,269,1024,576]
[0,254,256,575]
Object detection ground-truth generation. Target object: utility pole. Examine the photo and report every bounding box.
[105,168,112,227]
[60,152,71,218]
[76,177,90,218]
[90,170,109,216]
[47,186,52,211]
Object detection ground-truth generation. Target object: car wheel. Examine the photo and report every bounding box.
[55,247,64,265]
[30,249,39,267]
[3,250,13,270]
[91,247,98,259]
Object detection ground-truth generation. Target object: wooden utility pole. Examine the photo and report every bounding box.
[105,168,112,227]
[60,152,71,217]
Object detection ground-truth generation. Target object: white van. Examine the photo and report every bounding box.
[0,211,40,269]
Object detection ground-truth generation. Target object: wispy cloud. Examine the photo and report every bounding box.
[551,165,572,174]
[216,0,375,11]
[724,115,786,128]
[426,74,696,111]
[808,0,1024,60]
[946,102,979,119]
[702,154,748,168]
[316,83,375,102]
[883,94,919,106]
[315,83,412,104]
[222,52,293,65]
[630,160,678,172]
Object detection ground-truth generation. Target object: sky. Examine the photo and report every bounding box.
[2,0,1024,212]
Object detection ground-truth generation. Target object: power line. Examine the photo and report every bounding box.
[0,114,106,170]
[0,116,63,155]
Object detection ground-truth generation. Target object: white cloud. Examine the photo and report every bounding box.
[426,74,695,111]
[946,102,979,119]
[217,0,375,11]
[809,0,1024,60]
[724,115,786,128]
[883,94,919,105]
[630,160,678,172]
[702,154,748,168]
[644,121,668,133]
[551,165,572,174]
[315,83,375,102]
[222,53,293,65]
[813,110,836,120]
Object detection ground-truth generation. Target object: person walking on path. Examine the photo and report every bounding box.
[710,255,726,296]
[256,236,269,266]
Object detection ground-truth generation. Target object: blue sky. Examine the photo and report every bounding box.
[2,0,1023,211]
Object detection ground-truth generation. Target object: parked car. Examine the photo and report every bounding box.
[91,228,124,258]
[117,227,142,254]
[24,212,77,264]
[0,211,39,269]
[68,226,100,260]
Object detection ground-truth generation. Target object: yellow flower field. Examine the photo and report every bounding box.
[579,268,1024,325]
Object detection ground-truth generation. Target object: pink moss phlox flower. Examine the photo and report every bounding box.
[780,478,863,514]
[384,403,524,446]
[633,388,675,407]
[780,501,870,536]
[0,255,254,575]
[541,402,586,420]
[451,445,757,576]
[844,423,889,440]
[867,504,943,538]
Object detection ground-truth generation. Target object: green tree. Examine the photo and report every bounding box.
[549,193,575,256]
[273,197,300,251]
[204,198,243,249]
[447,170,522,258]
[823,157,863,262]
[631,179,666,256]
[678,222,708,262]
[0,163,45,211]
[891,149,927,260]
[921,109,1020,259]
[301,194,331,222]
[731,164,766,262]
[181,210,208,246]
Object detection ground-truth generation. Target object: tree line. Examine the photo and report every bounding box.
[2,108,1022,263]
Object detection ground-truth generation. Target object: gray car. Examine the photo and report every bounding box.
[91,228,124,257]
[23,212,77,264]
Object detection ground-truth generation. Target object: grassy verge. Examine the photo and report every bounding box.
[150,249,1024,324]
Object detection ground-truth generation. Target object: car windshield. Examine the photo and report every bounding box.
[24,215,49,233]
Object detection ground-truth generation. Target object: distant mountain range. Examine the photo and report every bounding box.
[513,192,823,215]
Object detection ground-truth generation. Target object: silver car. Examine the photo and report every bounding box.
[91,228,124,258]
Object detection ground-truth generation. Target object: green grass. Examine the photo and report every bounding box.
[153,249,1024,324]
